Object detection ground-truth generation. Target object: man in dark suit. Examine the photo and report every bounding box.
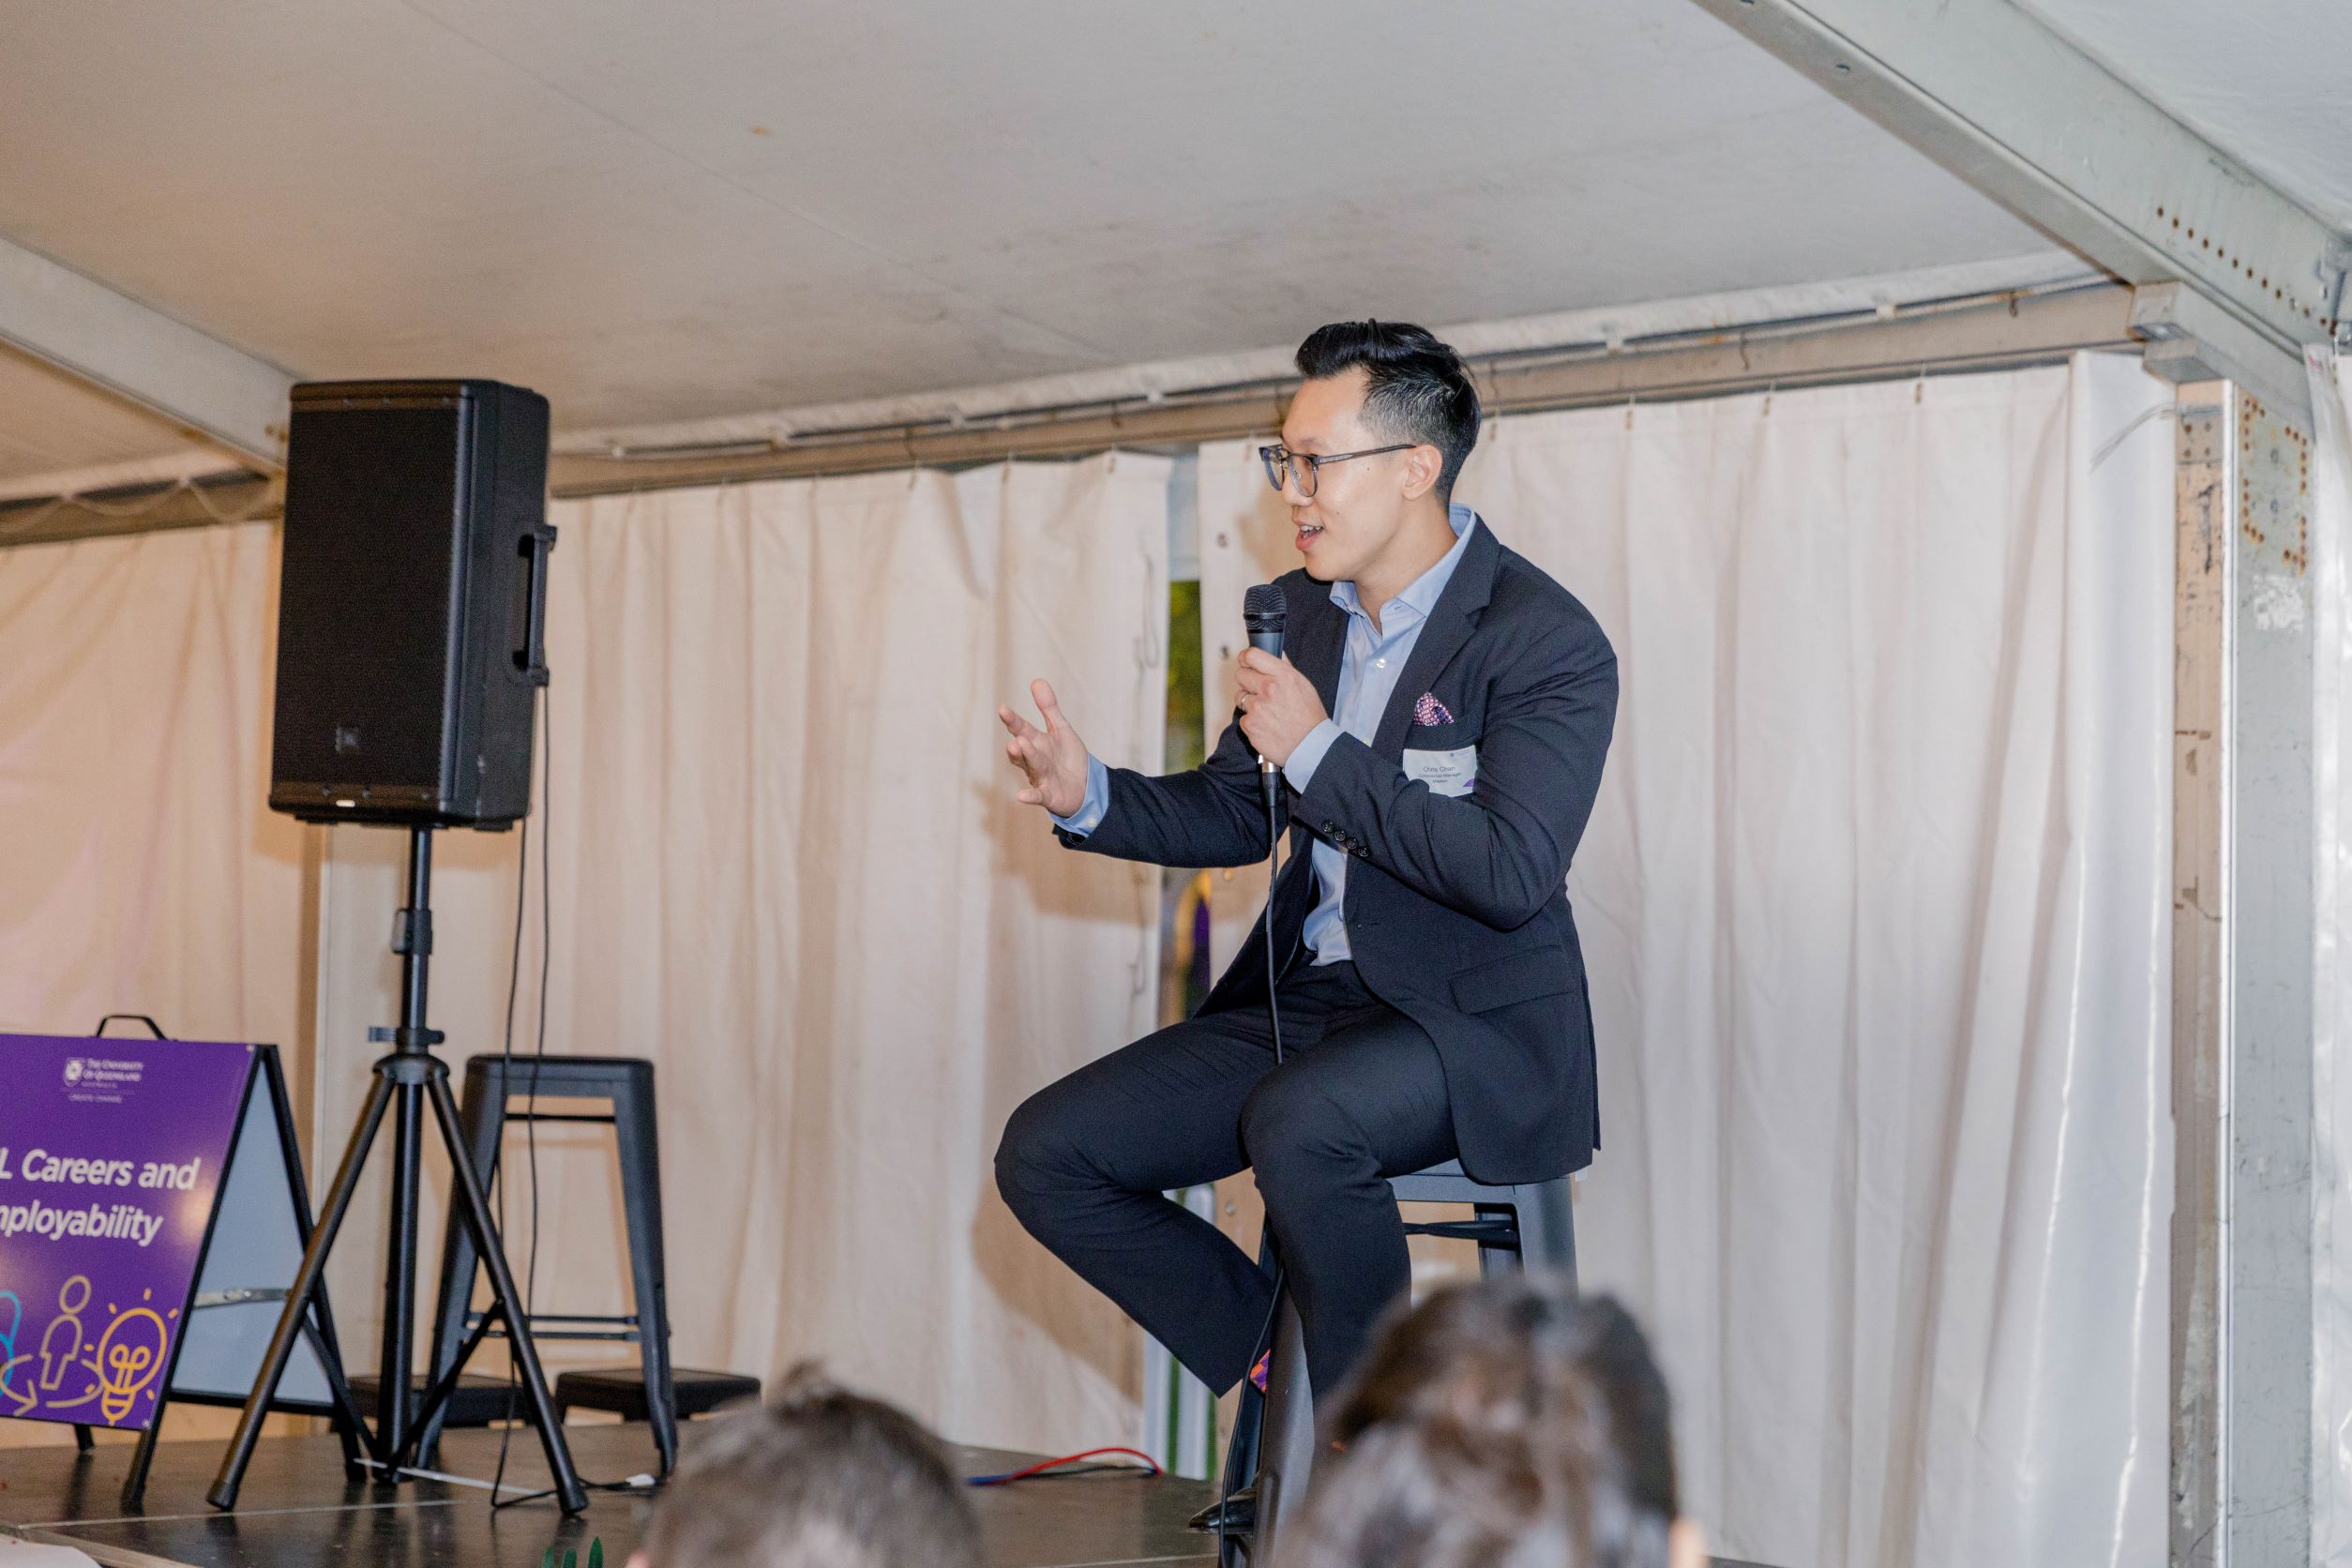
[994,321,1618,1405]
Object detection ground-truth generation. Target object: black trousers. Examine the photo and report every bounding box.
[995,960,1457,1396]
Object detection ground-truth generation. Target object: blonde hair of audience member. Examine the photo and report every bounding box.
[1277,1281,1705,1568]
[629,1363,984,1568]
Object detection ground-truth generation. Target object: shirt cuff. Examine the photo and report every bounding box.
[1282,720,1344,793]
[1049,753,1111,837]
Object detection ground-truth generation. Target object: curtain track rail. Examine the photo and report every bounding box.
[0,281,2134,547]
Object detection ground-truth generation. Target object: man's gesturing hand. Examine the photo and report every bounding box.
[1236,648,1328,768]
[999,679,1091,818]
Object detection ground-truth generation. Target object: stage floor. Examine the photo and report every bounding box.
[0,1422,1218,1568]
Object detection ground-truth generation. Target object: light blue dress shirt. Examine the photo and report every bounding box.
[1055,505,1479,965]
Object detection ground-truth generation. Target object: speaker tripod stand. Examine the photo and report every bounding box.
[209,826,588,1515]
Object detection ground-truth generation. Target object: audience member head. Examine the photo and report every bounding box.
[631,1363,985,1568]
[1278,1280,1702,1568]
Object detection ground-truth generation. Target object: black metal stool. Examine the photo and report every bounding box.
[1214,1159,1578,1566]
[553,1364,761,1430]
[412,1055,682,1472]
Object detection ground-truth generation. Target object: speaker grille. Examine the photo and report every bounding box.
[269,381,550,826]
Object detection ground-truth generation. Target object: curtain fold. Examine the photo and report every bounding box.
[310,454,1170,1453]
[1200,353,2171,1567]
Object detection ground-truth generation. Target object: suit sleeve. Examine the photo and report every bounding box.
[1290,614,1617,928]
[1054,704,1285,868]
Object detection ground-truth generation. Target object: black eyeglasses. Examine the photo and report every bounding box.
[1259,443,1414,499]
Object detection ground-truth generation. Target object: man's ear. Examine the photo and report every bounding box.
[1399,444,1444,503]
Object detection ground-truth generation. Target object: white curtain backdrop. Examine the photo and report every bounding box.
[0,522,308,1050]
[310,455,1171,1455]
[1199,353,2174,1568]
[2310,343,2352,1568]
[0,521,316,1447]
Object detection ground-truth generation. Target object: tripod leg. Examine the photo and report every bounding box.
[300,1316,373,1480]
[425,1073,588,1515]
[377,1078,427,1464]
[417,1060,504,1468]
[262,1046,369,1480]
[209,1073,396,1511]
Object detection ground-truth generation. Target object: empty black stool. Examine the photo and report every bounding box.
[1213,1159,1578,1567]
[416,1055,682,1472]
[553,1365,761,1429]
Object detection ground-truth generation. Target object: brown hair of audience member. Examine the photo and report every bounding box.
[1277,1281,1705,1568]
[630,1363,985,1568]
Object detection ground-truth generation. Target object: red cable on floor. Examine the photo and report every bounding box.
[967,1446,1165,1485]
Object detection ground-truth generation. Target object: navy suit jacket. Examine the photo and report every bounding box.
[1057,520,1619,1184]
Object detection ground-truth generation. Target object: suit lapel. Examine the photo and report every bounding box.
[1373,519,1500,758]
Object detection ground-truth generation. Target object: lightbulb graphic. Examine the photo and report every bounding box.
[94,1299,170,1425]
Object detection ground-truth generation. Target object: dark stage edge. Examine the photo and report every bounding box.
[0,1423,1218,1568]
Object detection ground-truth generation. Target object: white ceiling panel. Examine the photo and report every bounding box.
[0,0,2057,468]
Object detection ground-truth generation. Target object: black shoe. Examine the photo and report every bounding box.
[1188,1485,1257,1536]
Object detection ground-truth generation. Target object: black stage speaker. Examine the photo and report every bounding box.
[269,380,554,827]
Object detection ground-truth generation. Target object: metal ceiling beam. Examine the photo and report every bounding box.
[1687,0,2347,423]
[0,234,294,469]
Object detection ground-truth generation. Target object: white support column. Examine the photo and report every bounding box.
[0,234,294,468]
[1687,0,2346,421]
[2173,384,2225,1568]
[2173,379,2318,1567]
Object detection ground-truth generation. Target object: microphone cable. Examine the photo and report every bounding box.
[1262,768,1285,1067]
[1207,758,1289,1549]
[1215,580,1294,1545]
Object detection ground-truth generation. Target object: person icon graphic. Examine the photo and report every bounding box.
[39,1276,91,1393]
[0,1290,21,1399]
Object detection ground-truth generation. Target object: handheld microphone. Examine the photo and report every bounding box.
[1243,584,1287,776]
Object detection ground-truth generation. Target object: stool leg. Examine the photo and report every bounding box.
[419,1059,507,1463]
[1511,1182,1578,1289]
[1252,1290,1315,1564]
[1473,1202,1523,1277]
[613,1067,677,1474]
[1218,1376,1265,1563]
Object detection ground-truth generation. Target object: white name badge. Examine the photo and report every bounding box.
[1403,744,1478,798]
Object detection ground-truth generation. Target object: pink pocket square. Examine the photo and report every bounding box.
[1412,692,1453,727]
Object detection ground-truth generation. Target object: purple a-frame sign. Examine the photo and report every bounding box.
[0,1033,252,1432]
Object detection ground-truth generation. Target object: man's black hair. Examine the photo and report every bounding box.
[1294,320,1483,500]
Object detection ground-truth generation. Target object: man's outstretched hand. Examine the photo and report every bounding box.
[999,679,1091,818]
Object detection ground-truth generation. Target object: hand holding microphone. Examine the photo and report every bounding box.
[1236,585,1326,771]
